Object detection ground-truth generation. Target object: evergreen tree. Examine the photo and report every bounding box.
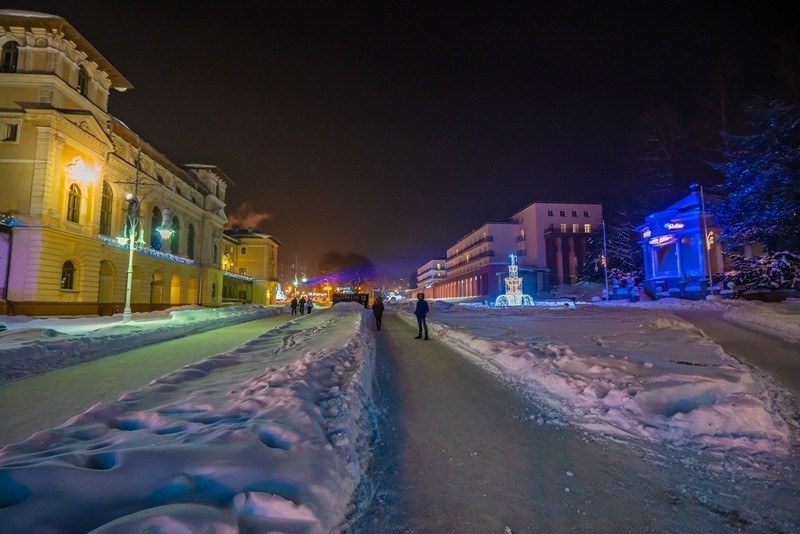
[712,97,800,251]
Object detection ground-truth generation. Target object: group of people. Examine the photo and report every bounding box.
[289,292,429,340]
[371,291,429,340]
[289,296,313,315]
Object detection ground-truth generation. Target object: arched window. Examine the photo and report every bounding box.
[61,261,75,290]
[150,206,162,250]
[99,181,113,235]
[187,224,196,259]
[77,65,89,96]
[67,184,81,223]
[170,215,180,254]
[1,41,18,73]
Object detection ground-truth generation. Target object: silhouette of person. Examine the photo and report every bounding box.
[299,296,306,315]
[290,297,298,315]
[414,292,429,340]
[372,296,384,331]
[306,299,313,314]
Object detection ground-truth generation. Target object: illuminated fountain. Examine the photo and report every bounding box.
[494,254,534,306]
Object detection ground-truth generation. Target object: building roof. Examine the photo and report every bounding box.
[224,226,282,246]
[0,10,133,90]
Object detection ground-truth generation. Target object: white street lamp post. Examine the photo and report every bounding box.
[121,168,140,323]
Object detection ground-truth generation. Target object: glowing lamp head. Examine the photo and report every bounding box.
[157,227,174,240]
[65,157,99,186]
[116,236,130,246]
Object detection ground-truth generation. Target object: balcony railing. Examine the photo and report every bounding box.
[446,235,494,260]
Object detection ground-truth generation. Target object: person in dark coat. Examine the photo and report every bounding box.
[414,292,429,340]
[306,299,313,314]
[372,296,385,331]
[290,297,298,315]
[299,296,306,315]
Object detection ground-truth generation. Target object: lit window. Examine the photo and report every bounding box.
[77,66,89,96]
[239,268,247,275]
[99,181,112,235]
[560,223,567,232]
[67,184,81,223]
[61,261,75,290]
[584,224,591,233]
[1,41,18,73]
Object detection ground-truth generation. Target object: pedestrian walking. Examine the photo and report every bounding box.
[372,296,384,331]
[290,297,298,315]
[414,292,429,340]
[306,299,313,314]
[299,296,306,315]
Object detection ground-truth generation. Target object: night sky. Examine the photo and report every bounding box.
[10,2,799,280]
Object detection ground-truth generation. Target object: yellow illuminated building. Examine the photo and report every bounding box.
[222,227,281,305]
[0,10,251,316]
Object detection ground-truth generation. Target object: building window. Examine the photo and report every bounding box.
[99,181,113,235]
[77,65,89,96]
[239,268,247,275]
[171,216,180,254]
[211,282,217,298]
[61,260,75,290]
[150,206,162,250]
[584,210,590,217]
[547,210,553,216]
[559,210,565,217]
[572,210,577,217]
[241,246,247,255]
[67,184,81,223]
[584,224,591,233]
[1,123,18,141]
[572,223,578,233]
[187,224,195,259]
[560,223,567,232]
[1,41,18,73]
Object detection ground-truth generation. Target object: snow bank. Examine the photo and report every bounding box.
[398,301,794,453]
[0,303,378,532]
[0,305,285,383]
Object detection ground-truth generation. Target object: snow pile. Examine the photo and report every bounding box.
[0,303,376,532]
[0,305,284,383]
[722,300,800,343]
[398,300,795,453]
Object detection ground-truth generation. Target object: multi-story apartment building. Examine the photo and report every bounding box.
[412,200,602,300]
[415,258,447,292]
[513,201,603,285]
[222,227,281,304]
[0,10,253,316]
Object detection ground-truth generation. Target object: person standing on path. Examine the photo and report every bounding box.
[290,297,298,315]
[372,296,385,331]
[414,292,429,340]
[306,299,313,314]
[299,296,306,315]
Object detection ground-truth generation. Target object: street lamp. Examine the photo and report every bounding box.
[116,149,173,323]
[118,192,139,322]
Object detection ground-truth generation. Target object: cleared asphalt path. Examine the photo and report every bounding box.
[352,313,736,532]
[0,314,293,447]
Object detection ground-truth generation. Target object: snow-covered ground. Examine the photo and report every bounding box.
[0,297,798,530]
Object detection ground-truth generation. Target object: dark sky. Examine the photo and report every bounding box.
[11,2,800,280]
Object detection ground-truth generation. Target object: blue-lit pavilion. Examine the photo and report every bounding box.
[637,184,724,300]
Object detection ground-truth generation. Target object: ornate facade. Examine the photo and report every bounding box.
[0,10,247,316]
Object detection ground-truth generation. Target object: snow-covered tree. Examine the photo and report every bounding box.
[714,251,800,290]
[711,98,800,251]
